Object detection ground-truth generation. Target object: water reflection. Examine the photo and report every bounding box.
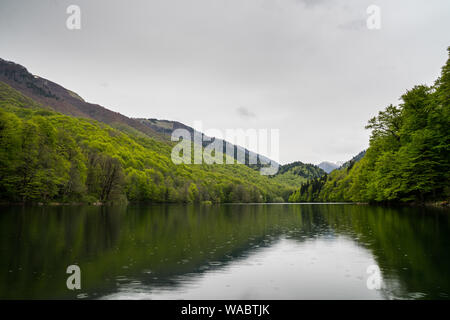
[0,204,448,299]
[105,237,383,300]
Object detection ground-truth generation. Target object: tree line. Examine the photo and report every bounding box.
[290,48,450,204]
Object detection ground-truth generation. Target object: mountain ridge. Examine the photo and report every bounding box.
[317,161,340,173]
[0,58,166,140]
[0,58,282,171]
[0,80,296,203]
[0,57,329,195]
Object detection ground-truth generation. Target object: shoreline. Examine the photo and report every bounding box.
[0,200,448,208]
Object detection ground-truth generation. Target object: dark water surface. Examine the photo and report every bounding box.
[0,204,449,299]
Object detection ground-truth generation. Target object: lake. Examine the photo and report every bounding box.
[0,204,449,299]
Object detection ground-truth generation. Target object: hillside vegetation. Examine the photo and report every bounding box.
[290,48,450,204]
[272,161,325,186]
[0,82,296,204]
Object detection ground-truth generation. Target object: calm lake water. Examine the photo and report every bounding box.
[0,204,449,300]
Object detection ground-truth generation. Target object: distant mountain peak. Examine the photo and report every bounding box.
[318,151,366,174]
[317,161,340,174]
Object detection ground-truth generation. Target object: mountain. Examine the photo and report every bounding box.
[289,151,369,202]
[0,58,166,140]
[0,81,296,204]
[0,58,276,170]
[339,150,366,170]
[318,152,366,174]
[0,58,299,204]
[272,161,326,186]
[136,118,278,170]
[317,161,340,173]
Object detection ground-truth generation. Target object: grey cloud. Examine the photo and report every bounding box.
[1,0,449,164]
[295,0,328,7]
[236,107,257,119]
[337,19,366,31]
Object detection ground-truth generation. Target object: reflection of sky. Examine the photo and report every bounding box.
[102,237,385,300]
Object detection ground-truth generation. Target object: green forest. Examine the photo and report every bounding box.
[289,48,450,204]
[0,82,301,204]
[1,48,449,205]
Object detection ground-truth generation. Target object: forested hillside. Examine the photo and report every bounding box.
[0,58,282,170]
[338,150,366,170]
[2,47,448,205]
[0,58,166,140]
[0,82,296,204]
[272,161,325,186]
[290,48,450,204]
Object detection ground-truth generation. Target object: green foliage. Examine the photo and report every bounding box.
[0,82,294,204]
[290,48,450,203]
[272,161,325,186]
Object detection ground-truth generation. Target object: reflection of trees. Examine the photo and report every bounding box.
[320,205,450,299]
[0,204,448,299]
[0,205,124,299]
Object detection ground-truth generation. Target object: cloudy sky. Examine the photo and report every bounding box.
[1,0,449,164]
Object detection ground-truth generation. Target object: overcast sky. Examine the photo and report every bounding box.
[1,0,449,164]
